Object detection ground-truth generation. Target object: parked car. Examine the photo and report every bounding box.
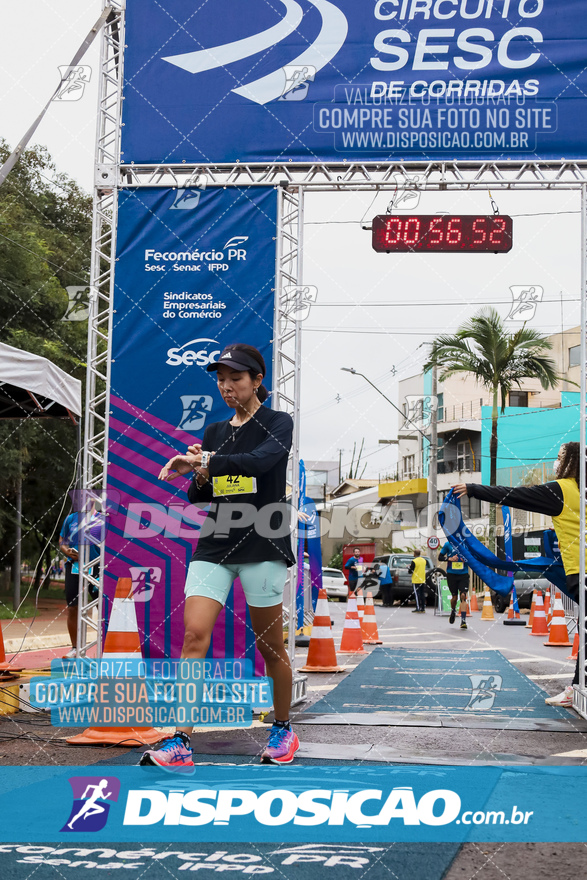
[490,571,553,614]
[322,567,347,600]
[371,554,443,606]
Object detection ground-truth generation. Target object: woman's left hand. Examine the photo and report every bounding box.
[187,446,215,465]
[452,483,468,498]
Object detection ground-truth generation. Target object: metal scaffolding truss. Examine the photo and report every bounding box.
[272,187,307,704]
[83,0,587,718]
[78,0,125,659]
[119,160,587,191]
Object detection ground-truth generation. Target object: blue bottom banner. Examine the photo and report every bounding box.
[0,765,583,842]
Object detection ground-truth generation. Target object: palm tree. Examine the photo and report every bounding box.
[424,308,560,553]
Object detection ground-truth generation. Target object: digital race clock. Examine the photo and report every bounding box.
[372,214,513,254]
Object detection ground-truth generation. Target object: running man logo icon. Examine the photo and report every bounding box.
[170,188,204,210]
[506,286,544,321]
[178,394,213,432]
[465,674,503,711]
[54,66,92,101]
[128,566,162,603]
[61,776,120,832]
[389,172,422,210]
[401,395,438,431]
[62,286,90,322]
[278,65,316,101]
[284,285,318,322]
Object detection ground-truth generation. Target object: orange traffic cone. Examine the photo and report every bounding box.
[480,587,495,620]
[339,595,367,654]
[544,588,552,626]
[528,589,538,628]
[568,630,580,660]
[356,591,365,623]
[469,590,479,613]
[544,591,572,647]
[300,589,344,673]
[503,586,526,627]
[67,577,161,745]
[361,592,382,645]
[0,620,22,678]
[530,592,549,636]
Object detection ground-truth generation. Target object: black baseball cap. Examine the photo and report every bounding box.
[206,348,265,374]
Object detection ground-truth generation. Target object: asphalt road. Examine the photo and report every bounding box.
[287,600,585,766]
[0,600,584,880]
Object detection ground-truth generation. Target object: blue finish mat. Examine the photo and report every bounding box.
[32,752,461,880]
[308,648,571,719]
[0,842,460,880]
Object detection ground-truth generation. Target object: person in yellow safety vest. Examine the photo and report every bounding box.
[454,440,585,710]
[408,549,427,613]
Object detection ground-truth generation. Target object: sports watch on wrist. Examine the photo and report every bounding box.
[200,451,210,470]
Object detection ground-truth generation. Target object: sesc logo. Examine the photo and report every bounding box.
[166,338,221,368]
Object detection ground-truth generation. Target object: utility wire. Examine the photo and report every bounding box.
[305,210,581,225]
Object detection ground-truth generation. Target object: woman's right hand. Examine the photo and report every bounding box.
[159,454,199,481]
[452,483,469,498]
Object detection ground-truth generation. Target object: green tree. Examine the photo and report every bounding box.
[424,308,560,553]
[328,545,343,569]
[0,140,91,598]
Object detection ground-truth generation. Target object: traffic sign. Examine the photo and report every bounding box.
[427,536,441,551]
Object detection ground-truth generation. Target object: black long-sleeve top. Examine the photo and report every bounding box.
[465,481,564,517]
[465,480,586,598]
[187,405,296,567]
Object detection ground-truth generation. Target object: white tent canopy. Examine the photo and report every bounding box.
[0,342,82,418]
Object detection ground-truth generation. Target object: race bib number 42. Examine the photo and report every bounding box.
[213,475,257,497]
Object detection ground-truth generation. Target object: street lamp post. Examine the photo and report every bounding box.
[341,366,439,560]
[341,368,428,440]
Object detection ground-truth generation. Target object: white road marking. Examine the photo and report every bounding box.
[380,638,473,645]
[509,656,575,666]
[527,673,574,680]
[552,749,587,757]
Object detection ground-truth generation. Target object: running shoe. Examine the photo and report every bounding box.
[449,610,456,625]
[63,648,77,659]
[139,733,194,770]
[261,725,300,764]
[460,620,467,629]
[545,686,574,707]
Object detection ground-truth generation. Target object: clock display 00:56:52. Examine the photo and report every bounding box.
[372,215,513,253]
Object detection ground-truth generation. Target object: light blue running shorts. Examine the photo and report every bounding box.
[184,559,288,608]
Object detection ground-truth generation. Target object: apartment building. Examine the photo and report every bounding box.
[377,326,581,552]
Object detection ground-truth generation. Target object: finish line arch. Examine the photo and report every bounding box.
[78,0,587,717]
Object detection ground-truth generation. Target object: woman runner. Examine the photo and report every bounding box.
[140,343,299,767]
[454,440,586,708]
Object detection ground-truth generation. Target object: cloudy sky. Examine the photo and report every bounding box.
[1,2,580,479]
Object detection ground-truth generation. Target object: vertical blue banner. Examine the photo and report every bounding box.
[297,459,323,627]
[502,505,513,579]
[106,186,277,666]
